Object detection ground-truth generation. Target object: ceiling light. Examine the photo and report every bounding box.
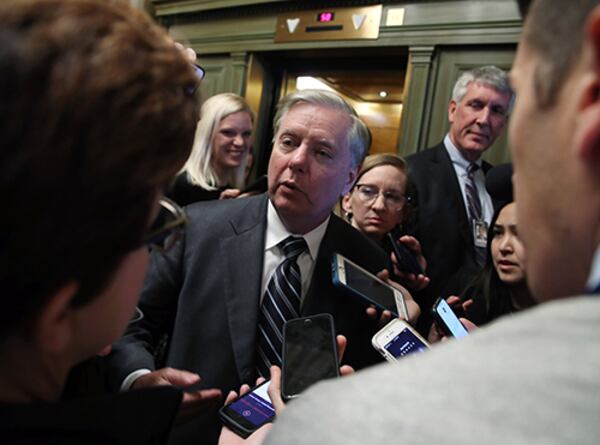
[379,91,388,98]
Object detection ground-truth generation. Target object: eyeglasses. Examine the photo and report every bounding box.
[354,184,409,211]
[142,197,188,252]
[185,63,205,96]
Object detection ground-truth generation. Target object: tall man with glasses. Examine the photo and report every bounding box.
[406,66,513,333]
[0,0,218,442]
[107,89,413,444]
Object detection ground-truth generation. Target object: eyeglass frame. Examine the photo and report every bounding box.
[353,183,411,212]
[141,197,188,253]
[185,63,205,96]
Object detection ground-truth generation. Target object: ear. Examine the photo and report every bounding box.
[341,166,358,196]
[341,192,353,214]
[33,282,79,353]
[448,99,458,124]
[575,7,600,163]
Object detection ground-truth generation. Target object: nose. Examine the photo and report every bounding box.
[233,134,244,147]
[499,234,514,254]
[371,193,386,210]
[476,106,491,126]
[288,144,309,173]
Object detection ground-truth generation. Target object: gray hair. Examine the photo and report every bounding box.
[451,65,513,108]
[273,89,370,168]
[182,93,254,190]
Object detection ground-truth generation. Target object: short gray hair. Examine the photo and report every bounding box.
[451,65,513,107]
[273,89,370,168]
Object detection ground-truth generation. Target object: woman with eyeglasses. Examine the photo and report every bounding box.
[342,153,429,291]
[168,93,255,205]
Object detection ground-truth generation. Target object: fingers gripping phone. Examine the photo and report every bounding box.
[372,318,430,362]
[332,253,409,319]
[219,380,275,438]
[387,233,424,276]
[281,314,339,402]
[431,297,469,339]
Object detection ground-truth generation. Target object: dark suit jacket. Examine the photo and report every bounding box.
[107,193,389,444]
[0,387,181,445]
[406,143,492,332]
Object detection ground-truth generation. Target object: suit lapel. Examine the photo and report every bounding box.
[431,144,472,248]
[220,195,268,380]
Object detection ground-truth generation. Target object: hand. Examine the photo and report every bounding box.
[427,296,477,344]
[266,334,354,415]
[218,385,272,445]
[390,235,430,291]
[365,269,421,326]
[219,188,242,200]
[174,42,197,63]
[132,367,222,424]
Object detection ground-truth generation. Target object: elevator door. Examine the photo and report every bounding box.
[246,48,409,176]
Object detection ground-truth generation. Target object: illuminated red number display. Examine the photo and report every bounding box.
[317,12,335,22]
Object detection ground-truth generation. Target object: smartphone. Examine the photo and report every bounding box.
[431,297,469,339]
[281,314,339,402]
[387,233,424,276]
[371,318,430,362]
[241,174,268,195]
[219,380,275,438]
[331,253,409,319]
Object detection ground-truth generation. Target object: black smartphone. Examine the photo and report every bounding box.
[331,253,409,319]
[219,380,275,438]
[281,314,339,402]
[431,297,469,339]
[241,174,268,195]
[387,233,423,276]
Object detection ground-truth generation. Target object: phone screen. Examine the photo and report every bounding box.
[435,298,469,339]
[220,380,274,435]
[383,326,429,358]
[282,315,339,400]
[343,259,398,314]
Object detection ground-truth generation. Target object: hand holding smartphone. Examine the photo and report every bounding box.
[431,297,470,339]
[281,314,339,402]
[219,380,275,438]
[372,318,430,362]
[332,253,409,319]
[387,233,424,276]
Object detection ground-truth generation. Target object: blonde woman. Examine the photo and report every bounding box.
[169,93,254,205]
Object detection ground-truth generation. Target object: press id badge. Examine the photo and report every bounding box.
[473,219,488,248]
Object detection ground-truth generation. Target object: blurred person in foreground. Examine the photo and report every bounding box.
[0,0,219,443]
[260,1,600,443]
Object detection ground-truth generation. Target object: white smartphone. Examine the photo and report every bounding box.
[371,318,430,362]
[332,253,408,319]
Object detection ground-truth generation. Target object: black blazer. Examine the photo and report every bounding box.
[406,143,492,332]
[107,193,389,443]
[0,387,181,445]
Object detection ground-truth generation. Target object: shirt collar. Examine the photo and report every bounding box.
[444,134,483,171]
[266,200,329,260]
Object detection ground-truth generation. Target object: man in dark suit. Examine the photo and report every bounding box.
[406,66,513,333]
[107,89,396,443]
[0,0,202,443]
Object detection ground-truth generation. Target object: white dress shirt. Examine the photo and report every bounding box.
[261,199,329,305]
[444,134,494,225]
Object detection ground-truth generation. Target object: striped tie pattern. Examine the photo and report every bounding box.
[465,163,487,267]
[256,236,308,378]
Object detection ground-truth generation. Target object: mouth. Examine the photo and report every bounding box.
[365,217,384,225]
[467,130,489,141]
[276,180,312,204]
